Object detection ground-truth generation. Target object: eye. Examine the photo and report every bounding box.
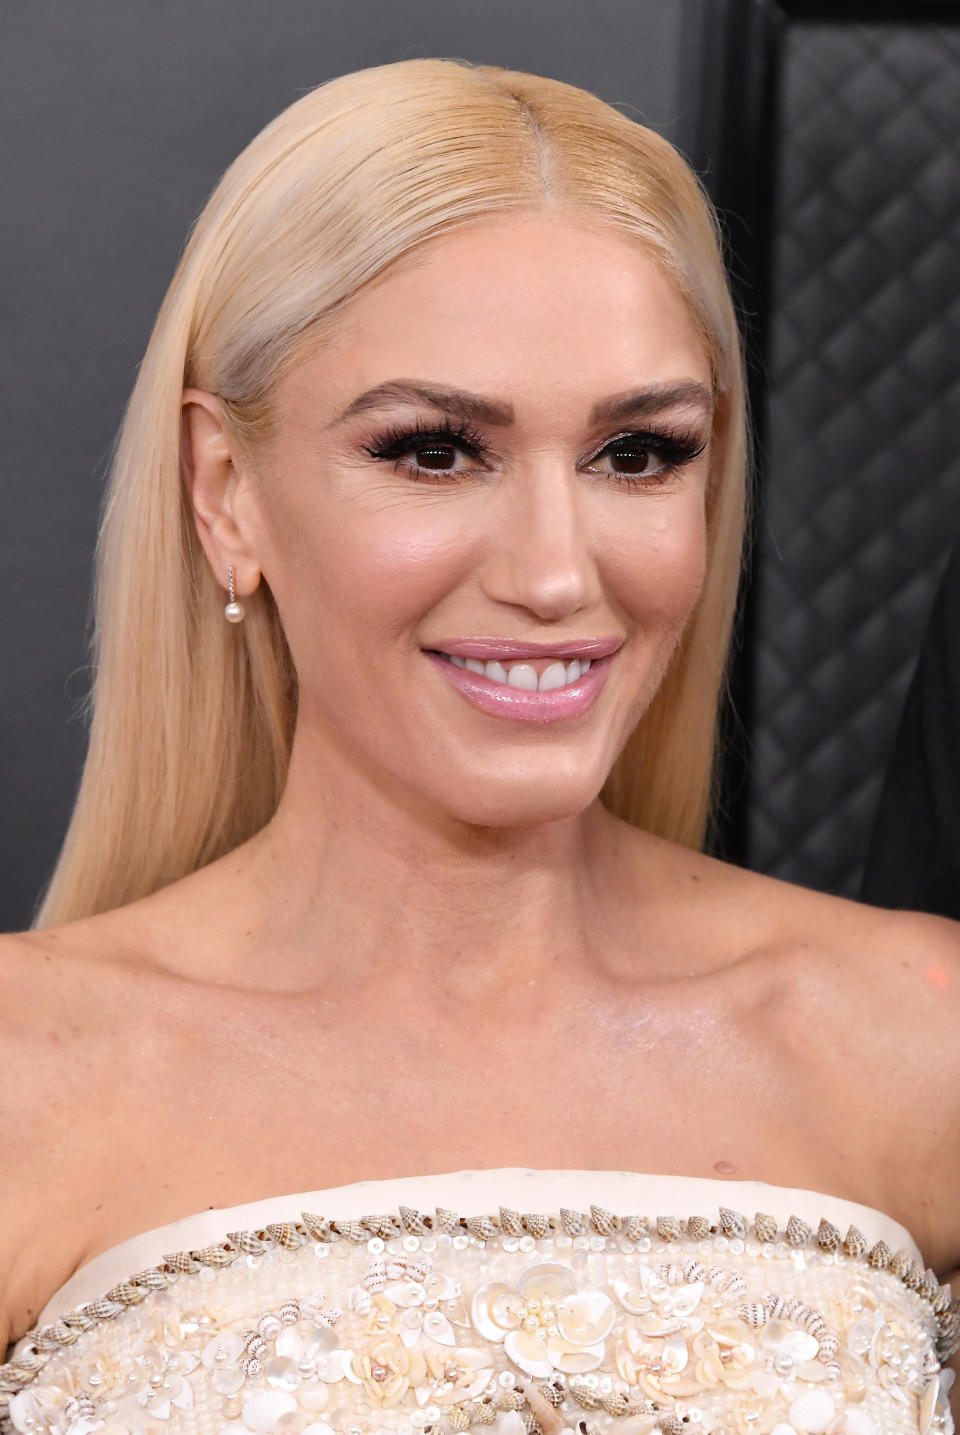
[362,417,487,482]
[586,428,708,487]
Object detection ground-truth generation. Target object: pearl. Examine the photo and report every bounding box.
[225,600,245,623]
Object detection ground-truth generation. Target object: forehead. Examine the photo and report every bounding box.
[285,214,713,416]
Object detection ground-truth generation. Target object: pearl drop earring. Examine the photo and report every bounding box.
[224,566,245,623]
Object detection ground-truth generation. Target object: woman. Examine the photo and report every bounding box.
[2,56,958,1435]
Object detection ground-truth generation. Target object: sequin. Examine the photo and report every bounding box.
[2,1199,955,1435]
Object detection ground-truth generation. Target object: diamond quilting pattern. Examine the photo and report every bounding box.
[746,21,960,895]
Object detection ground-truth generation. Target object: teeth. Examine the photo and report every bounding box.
[444,655,591,690]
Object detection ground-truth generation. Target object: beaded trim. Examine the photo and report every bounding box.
[2,1200,958,1419]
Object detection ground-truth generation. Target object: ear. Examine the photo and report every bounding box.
[181,388,262,596]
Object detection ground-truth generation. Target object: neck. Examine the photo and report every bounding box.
[171,733,655,996]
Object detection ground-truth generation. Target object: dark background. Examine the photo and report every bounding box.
[3,0,959,930]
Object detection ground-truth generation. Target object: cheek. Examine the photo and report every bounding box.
[268,494,471,655]
[612,495,708,630]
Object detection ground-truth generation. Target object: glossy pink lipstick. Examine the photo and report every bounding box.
[423,645,617,723]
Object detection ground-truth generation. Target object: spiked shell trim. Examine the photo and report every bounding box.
[1,1200,957,1419]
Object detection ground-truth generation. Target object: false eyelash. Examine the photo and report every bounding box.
[362,416,488,464]
[361,415,708,485]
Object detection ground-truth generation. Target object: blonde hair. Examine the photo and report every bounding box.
[32,57,748,930]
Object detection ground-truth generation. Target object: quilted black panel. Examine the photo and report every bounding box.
[745,20,960,896]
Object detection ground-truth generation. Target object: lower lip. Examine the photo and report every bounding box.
[423,650,614,723]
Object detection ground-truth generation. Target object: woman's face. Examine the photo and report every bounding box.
[228,213,714,828]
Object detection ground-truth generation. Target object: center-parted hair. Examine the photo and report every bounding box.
[33,57,748,929]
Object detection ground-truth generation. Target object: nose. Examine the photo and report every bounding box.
[481,460,600,622]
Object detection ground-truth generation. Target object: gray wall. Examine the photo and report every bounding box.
[1,1,693,931]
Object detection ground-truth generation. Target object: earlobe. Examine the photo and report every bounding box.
[180,388,261,599]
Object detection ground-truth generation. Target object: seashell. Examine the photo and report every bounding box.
[686,1215,711,1240]
[568,1381,601,1410]
[754,1212,778,1242]
[129,1267,169,1289]
[104,1282,149,1306]
[361,1213,402,1239]
[902,1257,925,1290]
[240,1355,263,1378]
[421,1310,456,1345]
[434,1207,462,1235]
[725,1273,747,1298]
[330,1220,366,1244]
[164,1250,201,1273]
[227,1230,266,1255]
[706,1265,728,1289]
[496,1390,525,1411]
[242,1388,298,1433]
[817,1330,838,1359]
[888,1248,912,1279]
[264,1223,303,1249]
[656,1216,683,1241]
[465,1216,499,1241]
[278,1301,300,1325]
[785,1215,811,1246]
[500,1207,524,1236]
[817,1218,841,1250]
[364,1258,386,1292]
[682,1258,706,1282]
[300,1213,333,1242]
[837,1225,864,1259]
[449,1409,471,1432]
[933,1283,953,1314]
[867,1239,891,1268]
[536,1379,565,1409]
[787,1387,836,1431]
[834,1410,879,1435]
[399,1204,430,1234]
[919,1375,940,1435]
[719,1207,746,1239]
[471,1400,497,1424]
[264,1356,302,1393]
[521,1213,551,1239]
[759,1321,820,1364]
[737,1302,768,1327]
[560,1208,586,1237]
[258,1314,283,1340]
[521,1410,540,1435]
[921,1267,941,1301]
[404,1255,432,1283]
[590,1205,617,1234]
[622,1215,649,1240]
[657,1416,684,1435]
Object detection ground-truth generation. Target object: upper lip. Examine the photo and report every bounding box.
[425,637,623,660]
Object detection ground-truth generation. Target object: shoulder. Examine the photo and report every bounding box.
[0,918,171,1354]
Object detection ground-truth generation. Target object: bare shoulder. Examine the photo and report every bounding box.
[680,851,960,1260]
[0,914,172,1353]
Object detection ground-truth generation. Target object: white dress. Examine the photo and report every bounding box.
[2,1169,956,1435]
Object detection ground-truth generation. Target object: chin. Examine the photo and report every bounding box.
[438,780,601,831]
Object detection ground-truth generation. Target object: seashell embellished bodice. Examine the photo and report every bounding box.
[2,1170,957,1435]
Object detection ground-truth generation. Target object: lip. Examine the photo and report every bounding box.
[424,636,623,660]
[424,649,614,724]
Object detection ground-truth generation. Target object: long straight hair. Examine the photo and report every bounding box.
[32,57,748,930]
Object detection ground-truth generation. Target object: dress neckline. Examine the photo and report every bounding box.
[35,1166,924,1332]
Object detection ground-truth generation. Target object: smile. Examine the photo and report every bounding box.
[423,649,613,724]
[434,652,592,692]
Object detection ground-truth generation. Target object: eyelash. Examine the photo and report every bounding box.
[361,415,707,488]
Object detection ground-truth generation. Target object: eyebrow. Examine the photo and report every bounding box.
[332,378,715,429]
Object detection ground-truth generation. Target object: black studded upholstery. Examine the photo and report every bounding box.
[743,19,960,895]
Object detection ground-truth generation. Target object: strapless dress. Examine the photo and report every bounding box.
[2,1169,957,1435]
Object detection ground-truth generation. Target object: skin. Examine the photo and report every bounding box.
[2,213,960,1415]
